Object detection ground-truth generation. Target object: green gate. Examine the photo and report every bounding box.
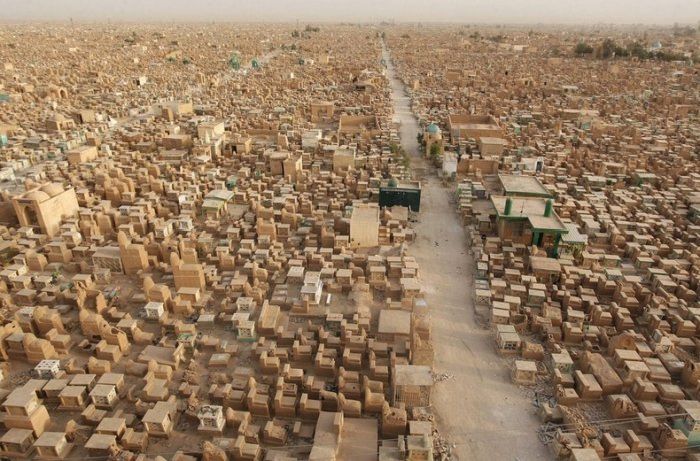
[379,186,421,212]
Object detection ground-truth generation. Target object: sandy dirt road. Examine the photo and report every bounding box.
[382,40,550,461]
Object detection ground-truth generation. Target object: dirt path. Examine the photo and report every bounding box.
[382,40,550,461]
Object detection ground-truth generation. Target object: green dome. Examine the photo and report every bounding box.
[426,123,440,134]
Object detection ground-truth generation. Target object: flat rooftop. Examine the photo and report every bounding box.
[498,175,551,198]
[338,418,378,461]
[378,309,411,336]
[448,114,499,128]
[394,364,433,386]
[491,196,568,232]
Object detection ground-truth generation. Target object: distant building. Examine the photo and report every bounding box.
[491,196,568,255]
[310,101,334,122]
[11,183,79,237]
[424,122,443,155]
[448,114,502,141]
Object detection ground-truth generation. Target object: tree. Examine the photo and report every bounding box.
[574,42,593,56]
[614,45,629,58]
[429,143,440,160]
[628,41,650,60]
[655,50,686,62]
[597,38,617,59]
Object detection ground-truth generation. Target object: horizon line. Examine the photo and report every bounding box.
[0,20,697,27]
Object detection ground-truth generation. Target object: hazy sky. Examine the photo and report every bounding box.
[1,0,698,24]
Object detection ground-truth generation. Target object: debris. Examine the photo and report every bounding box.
[432,372,455,383]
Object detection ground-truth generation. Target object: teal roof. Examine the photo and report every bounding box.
[426,123,440,134]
